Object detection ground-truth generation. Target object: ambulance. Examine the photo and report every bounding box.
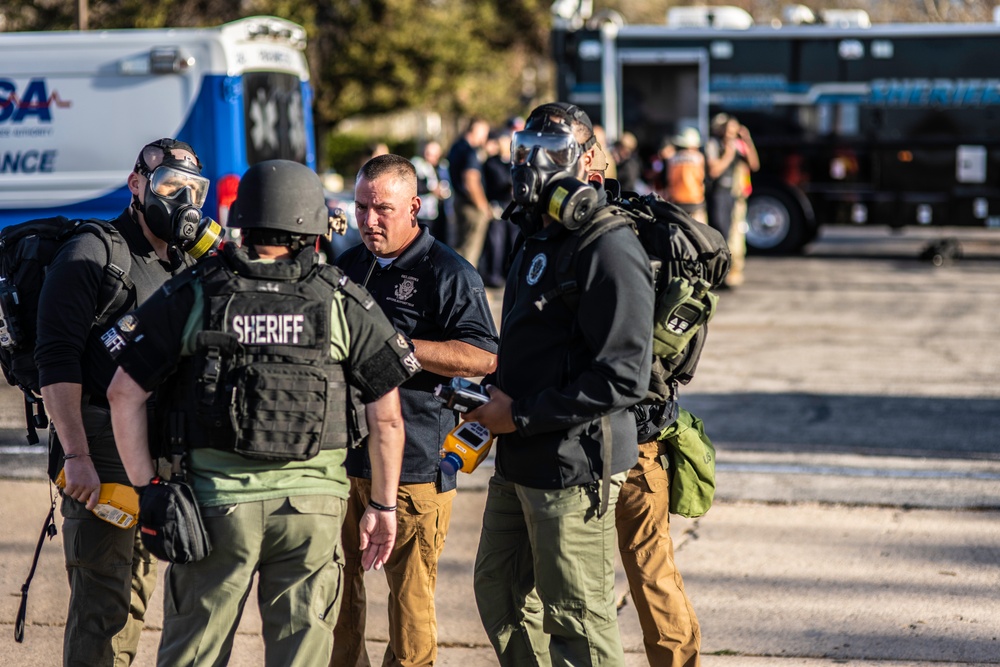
[0,16,316,228]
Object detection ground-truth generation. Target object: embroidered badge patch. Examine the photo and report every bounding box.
[394,275,418,301]
[116,314,138,334]
[526,253,547,286]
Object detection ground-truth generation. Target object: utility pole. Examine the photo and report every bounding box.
[78,0,88,30]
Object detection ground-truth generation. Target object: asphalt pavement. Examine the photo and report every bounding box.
[1,226,998,666]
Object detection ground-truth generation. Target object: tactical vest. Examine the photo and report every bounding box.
[159,245,368,461]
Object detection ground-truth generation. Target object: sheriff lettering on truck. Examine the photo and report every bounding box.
[553,3,1000,254]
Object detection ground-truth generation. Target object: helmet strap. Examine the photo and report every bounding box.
[244,229,318,251]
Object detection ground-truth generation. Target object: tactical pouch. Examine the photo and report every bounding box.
[660,408,716,518]
[231,363,332,461]
[652,277,717,359]
[138,476,211,564]
[195,332,240,425]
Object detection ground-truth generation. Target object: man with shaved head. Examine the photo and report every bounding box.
[332,154,498,667]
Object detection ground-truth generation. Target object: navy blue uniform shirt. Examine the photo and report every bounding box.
[447,137,482,204]
[335,226,499,490]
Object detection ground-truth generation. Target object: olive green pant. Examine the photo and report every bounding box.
[474,471,627,667]
[332,479,455,667]
[61,496,157,667]
[157,495,346,667]
[616,439,701,667]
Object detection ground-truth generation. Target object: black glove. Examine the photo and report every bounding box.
[137,476,212,564]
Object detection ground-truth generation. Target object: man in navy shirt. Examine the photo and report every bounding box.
[332,153,499,667]
[447,118,492,264]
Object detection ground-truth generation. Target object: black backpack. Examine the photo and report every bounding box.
[617,191,730,384]
[541,190,730,391]
[518,190,729,518]
[0,216,133,444]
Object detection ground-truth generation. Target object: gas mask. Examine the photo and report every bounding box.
[511,127,579,207]
[132,140,221,259]
[510,112,598,228]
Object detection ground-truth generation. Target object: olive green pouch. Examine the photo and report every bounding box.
[659,407,716,518]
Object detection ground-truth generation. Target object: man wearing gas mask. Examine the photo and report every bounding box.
[36,138,216,666]
[466,103,654,666]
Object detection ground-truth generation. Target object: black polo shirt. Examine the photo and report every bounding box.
[335,226,498,490]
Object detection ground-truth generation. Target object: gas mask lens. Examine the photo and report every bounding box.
[511,131,580,167]
[149,166,209,208]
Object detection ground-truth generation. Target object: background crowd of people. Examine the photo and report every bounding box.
[389,112,757,290]
[620,113,758,289]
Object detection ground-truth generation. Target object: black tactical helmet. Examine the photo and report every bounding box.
[229,159,330,235]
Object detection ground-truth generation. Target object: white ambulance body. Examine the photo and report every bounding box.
[0,16,315,227]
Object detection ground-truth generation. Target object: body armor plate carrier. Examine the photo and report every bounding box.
[159,245,369,461]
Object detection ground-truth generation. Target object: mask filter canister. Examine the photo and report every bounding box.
[544,177,598,229]
[176,214,223,259]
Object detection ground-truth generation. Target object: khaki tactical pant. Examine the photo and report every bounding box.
[474,471,627,667]
[157,495,346,667]
[727,199,748,286]
[62,496,156,667]
[333,479,455,667]
[453,200,491,266]
[616,439,701,667]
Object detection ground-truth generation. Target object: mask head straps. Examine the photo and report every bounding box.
[525,102,597,153]
[134,138,203,178]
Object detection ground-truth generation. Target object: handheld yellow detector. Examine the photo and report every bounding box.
[55,469,139,529]
[439,420,494,475]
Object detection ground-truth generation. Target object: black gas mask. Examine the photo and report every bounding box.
[132,139,221,259]
[510,105,598,229]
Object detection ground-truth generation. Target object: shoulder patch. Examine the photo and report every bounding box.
[401,351,421,375]
[385,331,420,376]
[526,253,547,286]
[101,311,143,360]
[116,313,139,334]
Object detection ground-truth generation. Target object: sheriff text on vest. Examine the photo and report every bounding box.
[231,313,306,345]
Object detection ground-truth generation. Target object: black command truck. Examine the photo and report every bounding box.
[553,5,1000,253]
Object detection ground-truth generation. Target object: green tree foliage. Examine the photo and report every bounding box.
[311,0,548,126]
[2,0,548,128]
[5,1,989,134]
[2,0,243,31]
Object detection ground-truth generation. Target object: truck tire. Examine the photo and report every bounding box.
[745,188,807,255]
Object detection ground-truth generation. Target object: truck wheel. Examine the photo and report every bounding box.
[745,189,806,255]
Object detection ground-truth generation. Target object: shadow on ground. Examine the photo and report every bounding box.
[682,392,1000,460]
